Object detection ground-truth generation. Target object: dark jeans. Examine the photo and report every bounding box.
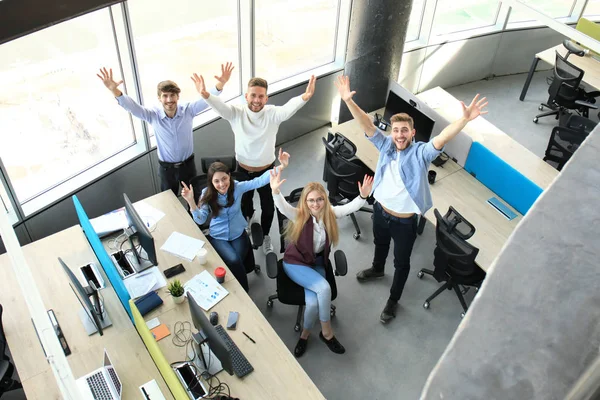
[158,155,197,195]
[371,202,418,302]
[208,232,250,292]
[237,162,275,235]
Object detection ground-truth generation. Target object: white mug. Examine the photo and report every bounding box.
[197,248,208,265]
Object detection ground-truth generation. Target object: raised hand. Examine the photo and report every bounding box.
[180,181,195,205]
[191,74,210,99]
[277,148,290,169]
[301,75,316,102]
[97,67,123,96]
[357,174,374,198]
[270,168,286,194]
[334,75,356,102]
[461,94,488,122]
[214,62,234,90]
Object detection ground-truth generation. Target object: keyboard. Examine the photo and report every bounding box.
[214,325,254,378]
[86,371,113,400]
[107,367,121,396]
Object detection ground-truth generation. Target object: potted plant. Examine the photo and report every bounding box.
[167,279,185,304]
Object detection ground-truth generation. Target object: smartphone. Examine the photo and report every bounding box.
[226,311,239,330]
[164,263,186,279]
[174,362,207,399]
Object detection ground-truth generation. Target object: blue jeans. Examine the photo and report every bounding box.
[283,257,331,330]
[208,232,250,291]
[372,202,418,302]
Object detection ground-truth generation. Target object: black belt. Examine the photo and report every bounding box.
[158,154,194,169]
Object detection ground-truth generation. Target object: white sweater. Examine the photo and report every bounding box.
[204,93,306,167]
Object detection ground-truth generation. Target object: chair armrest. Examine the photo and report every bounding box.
[333,250,348,276]
[584,90,600,98]
[574,99,599,110]
[0,360,10,382]
[266,253,279,279]
[250,223,263,248]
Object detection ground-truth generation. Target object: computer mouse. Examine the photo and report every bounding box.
[209,311,218,326]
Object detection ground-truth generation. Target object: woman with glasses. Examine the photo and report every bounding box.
[270,169,373,358]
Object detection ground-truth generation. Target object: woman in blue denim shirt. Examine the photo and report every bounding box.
[181,149,289,291]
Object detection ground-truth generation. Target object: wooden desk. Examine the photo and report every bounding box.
[0,226,172,399]
[132,191,325,400]
[417,87,558,190]
[520,44,600,101]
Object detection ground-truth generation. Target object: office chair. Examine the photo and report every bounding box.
[543,115,595,171]
[562,39,586,60]
[533,51,599,124]
[0,305,23,397]
[416,207,486,318]
[265,188,348,332]
[189,156,263,274]
[322,132,373,239]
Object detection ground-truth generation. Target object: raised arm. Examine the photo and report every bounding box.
[270,167,298,221]
[237,149,289,194]
[193,74,236,120]
[332,175,372,217]
[335,75,376,137]
[189,62,235,115]
[181,182,211,225]
[273,75,315,123]
[432,94,488,150]
[97,67,154,122]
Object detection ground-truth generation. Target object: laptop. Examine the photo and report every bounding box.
[76,349,122,400]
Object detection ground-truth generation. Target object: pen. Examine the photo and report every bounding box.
[242,331,256,344]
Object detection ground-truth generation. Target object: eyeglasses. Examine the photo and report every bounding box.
[306,197,325,205]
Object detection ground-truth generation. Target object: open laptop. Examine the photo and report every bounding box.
[76,349,122,400]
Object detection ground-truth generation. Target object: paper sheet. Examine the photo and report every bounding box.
[184,270,229,311]
[123,267,167,299]
[160,232,205,262]
[90,202,165,236]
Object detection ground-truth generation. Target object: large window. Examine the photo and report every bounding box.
[509,0,575,23]
[431,0,501,36]
[0,9,135,204]
[255,0,339,84]
[406,0,426,42]
[127,0,241,108]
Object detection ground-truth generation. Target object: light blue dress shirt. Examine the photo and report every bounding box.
[191,169,272,241]
[116,87,221,163]
[368,129,442,214]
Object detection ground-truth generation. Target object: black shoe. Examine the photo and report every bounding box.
[294,337,309,358]
[356,267,384,282]
[319,332,346,354]
[380,299,398,324]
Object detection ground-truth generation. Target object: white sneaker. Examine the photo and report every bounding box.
[262,235,274,254]
[245,216,253,237]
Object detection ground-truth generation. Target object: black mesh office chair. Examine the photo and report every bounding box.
[189,156,263,274]
[416,207,486,318]
[322,132,373,239]
[543,115,595,171]
[0,305,23,397]
[534,51,600,124]
[265,188,348,332]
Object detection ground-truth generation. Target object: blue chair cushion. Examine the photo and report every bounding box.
[464,142,542,215]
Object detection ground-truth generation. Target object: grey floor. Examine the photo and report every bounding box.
[5,70,562,400]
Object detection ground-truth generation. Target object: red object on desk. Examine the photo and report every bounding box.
[214,267,226,283]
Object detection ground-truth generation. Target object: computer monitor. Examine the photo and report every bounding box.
[188,294,234,376]
[123,193,157,271]
[58,257,112,336]
[383,90,436,143]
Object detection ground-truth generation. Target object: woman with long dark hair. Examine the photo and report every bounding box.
[181,149,289,291]
[270,168,373,357]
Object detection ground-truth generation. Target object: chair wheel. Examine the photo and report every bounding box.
[254,265,261,274]
[533,117,539,123]
[423,301,430,310]
[330,309,336,318]
[353,233,360,240]
[294,324,301,332]
[417,271,424,279]
[267,300,274,308]
[461,312,465,318]
[538,105,544,111]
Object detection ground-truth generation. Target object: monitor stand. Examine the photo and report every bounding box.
[124,227,153,272]
[189,335,223,376]
[78,307,112,336]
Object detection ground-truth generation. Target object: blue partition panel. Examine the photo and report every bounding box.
[73,195,132,321]
[464,142,543,215]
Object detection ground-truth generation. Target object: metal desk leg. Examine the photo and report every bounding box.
[520,56,540,101]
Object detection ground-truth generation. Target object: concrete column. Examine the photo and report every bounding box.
[339,0,413,124]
